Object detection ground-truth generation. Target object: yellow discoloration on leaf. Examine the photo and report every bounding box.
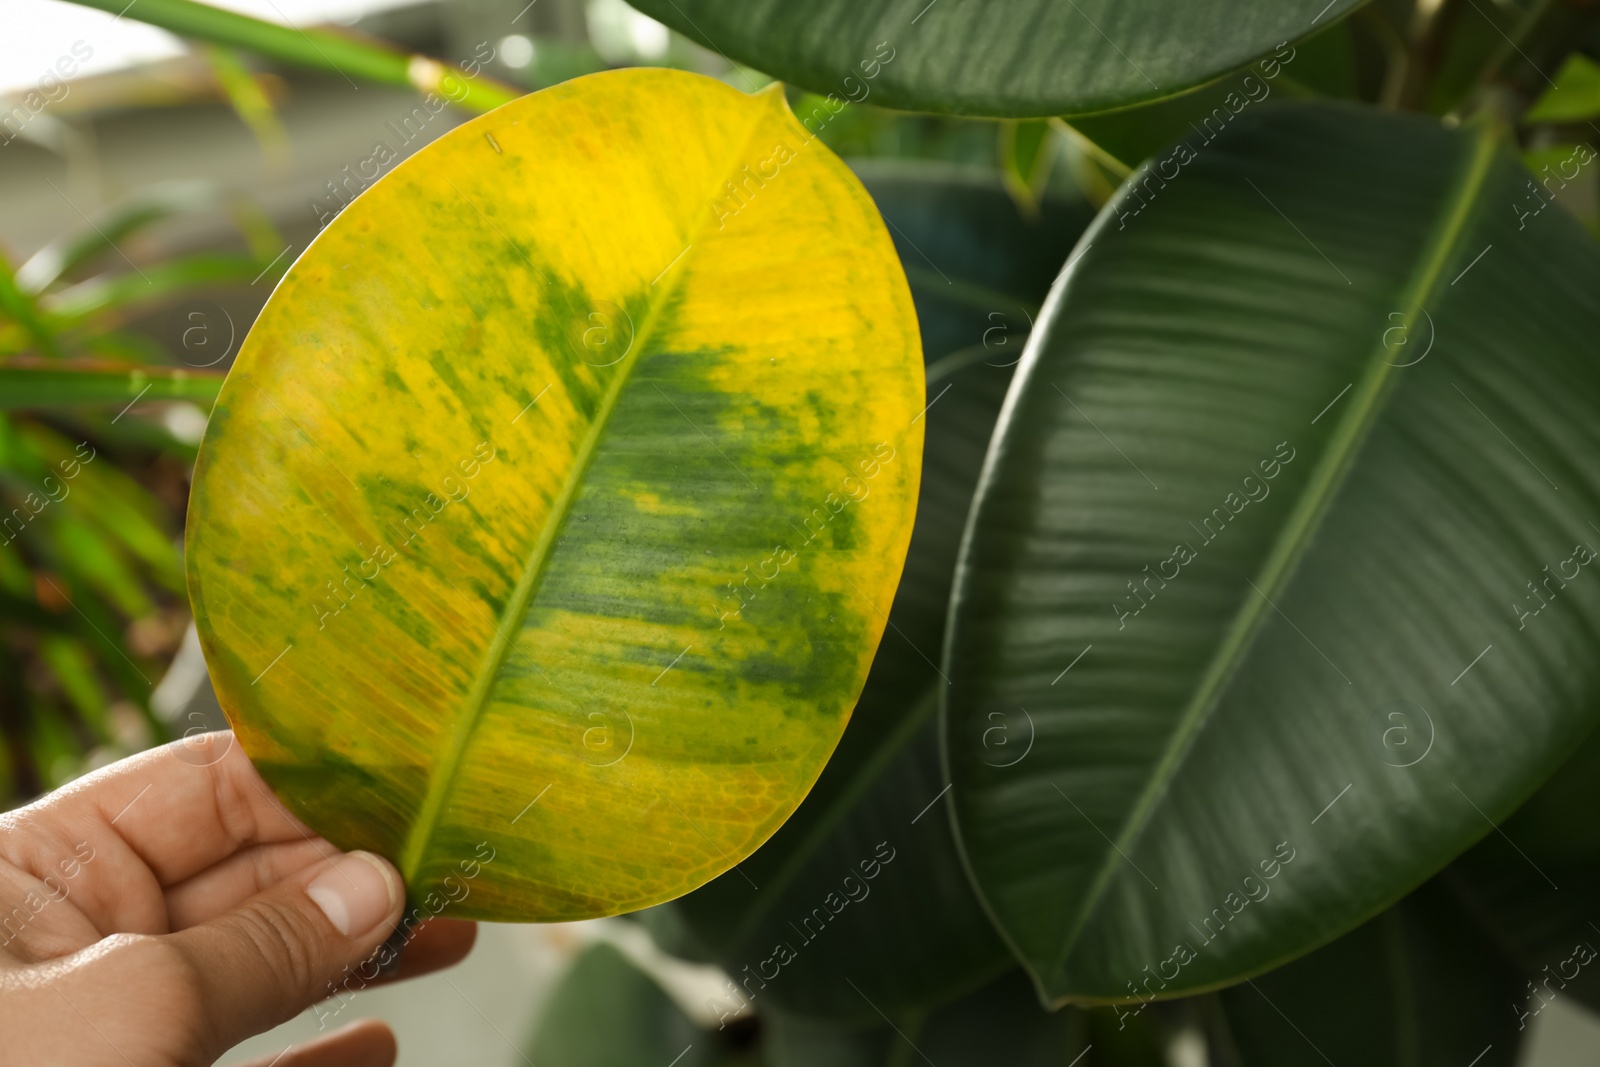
[631,491,695,515]
[186,68,923,920]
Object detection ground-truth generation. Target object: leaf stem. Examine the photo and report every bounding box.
[1396,0,1466,111]
[1476,0,1562,90]
[1050,118,1134,181]
[59,0,519,113]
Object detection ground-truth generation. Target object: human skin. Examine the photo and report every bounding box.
[0,731,476,1066]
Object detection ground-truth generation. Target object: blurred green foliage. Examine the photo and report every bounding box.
[0,184,281,798]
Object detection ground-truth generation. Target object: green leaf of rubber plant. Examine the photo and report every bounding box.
[1065,25,1357,173]
[764,970,1086,1067]
[1445,721,1600,1014]
[639,166,1087,1017]
[525,943,758,1066]
[59,0,518,114]
[186,69,924,921]
[943,101,1600,1003]
[1218,882,1526,1066]
[852,161,1095,365]
[0,361,223,410]
[626,0,1368,117]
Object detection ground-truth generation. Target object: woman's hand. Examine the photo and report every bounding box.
[0,730,475,1066]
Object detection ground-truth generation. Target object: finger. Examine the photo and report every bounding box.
[165,838,333,928]
[230,1019,396,1067]
[1,732,317,894]
[369,918,476,985]
[167,848,403,1055]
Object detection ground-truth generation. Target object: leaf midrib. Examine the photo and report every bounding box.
[1044,122,1501,988]
[398,95,784,885]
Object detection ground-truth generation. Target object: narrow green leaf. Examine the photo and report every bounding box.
[39,636,108,735]
[201,45,289,161]
[59,0,518,113]
[45,253,271,322]
[16,180,223,294]
[0,591,75,633]
[0,362,223,410]
[37,573,153,712]
[1527,54,1600,124]
[0,253,62,359]
[997,121,1057,217]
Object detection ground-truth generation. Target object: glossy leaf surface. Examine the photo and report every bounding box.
[945,103,1600,1002]
[627,0,1366,117]
[526,944,757,1066]
[1066,25,1359,171]
[1448,721,1600,1013]
[765,970,1083,1067]
[639,167,1086,1016]
[187,69,923,919]
[852,161,1094,365]
[1219,883,1525,1066]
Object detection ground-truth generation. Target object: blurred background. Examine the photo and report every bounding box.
[3,0,1599,1062]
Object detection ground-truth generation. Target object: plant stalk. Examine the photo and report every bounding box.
[61,0,520,113]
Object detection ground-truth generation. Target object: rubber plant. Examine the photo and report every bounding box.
[175,0,1600,1062]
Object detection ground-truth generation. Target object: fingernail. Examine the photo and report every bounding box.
[306,851,400,937]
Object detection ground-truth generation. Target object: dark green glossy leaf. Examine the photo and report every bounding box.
[1447,721,1600,1014]
[944,102,1600,1003]
[525,943,757,1066]
[629,0,1367,117]
[1068,26,1358,171]
[763,970,1084,1067]
[643,353,1011,1019]
[1218,883,1525,1066]
[852,160,1093,365]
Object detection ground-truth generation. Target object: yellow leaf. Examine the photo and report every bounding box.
[186,68,924,920]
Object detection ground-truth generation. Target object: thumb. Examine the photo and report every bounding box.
[168,849,404,1054]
